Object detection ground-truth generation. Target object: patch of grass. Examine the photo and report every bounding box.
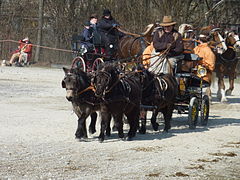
[228,142,240,145]
[186,164,205,170]
[197,158,221,162]
[209,152,237,157]
[146,173,161,177]
[131,146,161,152]
[175,172,189,177]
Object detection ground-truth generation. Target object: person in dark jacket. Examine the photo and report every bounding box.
[80,21,95,52]
[151,15,184,74]
[97,9,121,57]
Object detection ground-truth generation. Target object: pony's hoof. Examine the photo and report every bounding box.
[225,89,232,96]
[139,127,146,134]
[89,129,96,134]
[106,131,111,137]
[126,136,133,141]
[152,123,159,131]
[98,137,104,143]
[221,98,228,103]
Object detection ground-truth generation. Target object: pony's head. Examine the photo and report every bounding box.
[224,31,240,52]
[179,24,195,39]
[93,64,119,98]
[62,67,90,101]
[209,28,227,54]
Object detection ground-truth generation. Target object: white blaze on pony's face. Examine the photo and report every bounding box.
[233,34,240,51]
[217,32,227,52]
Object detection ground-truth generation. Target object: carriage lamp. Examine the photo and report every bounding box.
[197,65,207,77]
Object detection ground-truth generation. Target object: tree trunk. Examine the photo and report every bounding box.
[34,0,44,62]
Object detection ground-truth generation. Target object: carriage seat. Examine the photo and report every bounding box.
[183,53,202,61]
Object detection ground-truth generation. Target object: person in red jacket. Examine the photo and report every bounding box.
[9,37,33,65]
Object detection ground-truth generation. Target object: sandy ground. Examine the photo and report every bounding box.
[0,66,240,180]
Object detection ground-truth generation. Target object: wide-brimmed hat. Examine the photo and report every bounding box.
[103,9,111,16]
[160,16,176,26]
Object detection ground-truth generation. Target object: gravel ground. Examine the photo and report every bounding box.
[0,66,240,180]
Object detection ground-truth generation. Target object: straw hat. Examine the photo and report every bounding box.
[160,16,176,26]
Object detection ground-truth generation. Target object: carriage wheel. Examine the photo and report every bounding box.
[200,95,209,126]
[71,57,86,72]
[92,58,104,71]
[188,97,199,129]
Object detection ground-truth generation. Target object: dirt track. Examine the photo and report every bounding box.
[0,66,240,179]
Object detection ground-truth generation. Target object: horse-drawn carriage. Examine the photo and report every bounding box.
[70,31,111,72]
[174,54,210,129]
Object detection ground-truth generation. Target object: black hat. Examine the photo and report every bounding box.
[90,13,98,19]
[103,9,111,16]
[84,21,91,26]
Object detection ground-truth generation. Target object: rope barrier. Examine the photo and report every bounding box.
[0,39,73,53]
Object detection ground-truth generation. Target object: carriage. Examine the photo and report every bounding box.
[70,32,106,72]
[174,53,210,129]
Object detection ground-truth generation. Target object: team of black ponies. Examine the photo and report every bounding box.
[62,63,177,142]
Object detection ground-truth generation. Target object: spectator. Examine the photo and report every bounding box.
[9,37,32,66]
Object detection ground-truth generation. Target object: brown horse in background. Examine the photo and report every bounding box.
[116,23,158,61]
[214,31,240,102]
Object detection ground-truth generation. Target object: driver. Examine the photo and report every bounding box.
[97,9,121,57]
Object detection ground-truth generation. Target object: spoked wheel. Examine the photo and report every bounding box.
[188,97,199,129]
[200,95,209,126]
[92,58,104,71]
[71,57,86,71]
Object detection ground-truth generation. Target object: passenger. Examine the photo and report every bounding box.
[193,31,216,83]
[97,9,121,57]
[144,16,184,74]
[80,21,95,52]
[9,37,32,66]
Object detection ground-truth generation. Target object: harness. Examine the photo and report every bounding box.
[155,76,168,100]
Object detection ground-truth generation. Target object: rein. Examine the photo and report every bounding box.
[77,86,95,95]
[116,27,141,37]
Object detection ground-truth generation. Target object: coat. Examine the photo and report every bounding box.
[193,43,216,83]
[153,29,184,57]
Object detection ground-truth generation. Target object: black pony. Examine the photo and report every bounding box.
[93,64,141,142]
[139,68,178,134]
[62,67,111,139]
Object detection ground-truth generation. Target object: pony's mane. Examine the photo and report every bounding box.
[142,24,155,36]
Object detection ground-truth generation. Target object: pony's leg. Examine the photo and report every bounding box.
[113,114,124,139]
[226,77,234,96]
[162,105,173,132]
[139,109,147,134]
[106,115,112,137]
[126,108,140,140]
[98,112,111,142]
[151,109,159,131]
[205,87,212,102]
[217,76,227,102]
[88,112,97,134]
[75,117,88,139]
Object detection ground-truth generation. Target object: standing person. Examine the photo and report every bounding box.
[9,37,32,66]
[149,16,184,74]
[97,9,121,57]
